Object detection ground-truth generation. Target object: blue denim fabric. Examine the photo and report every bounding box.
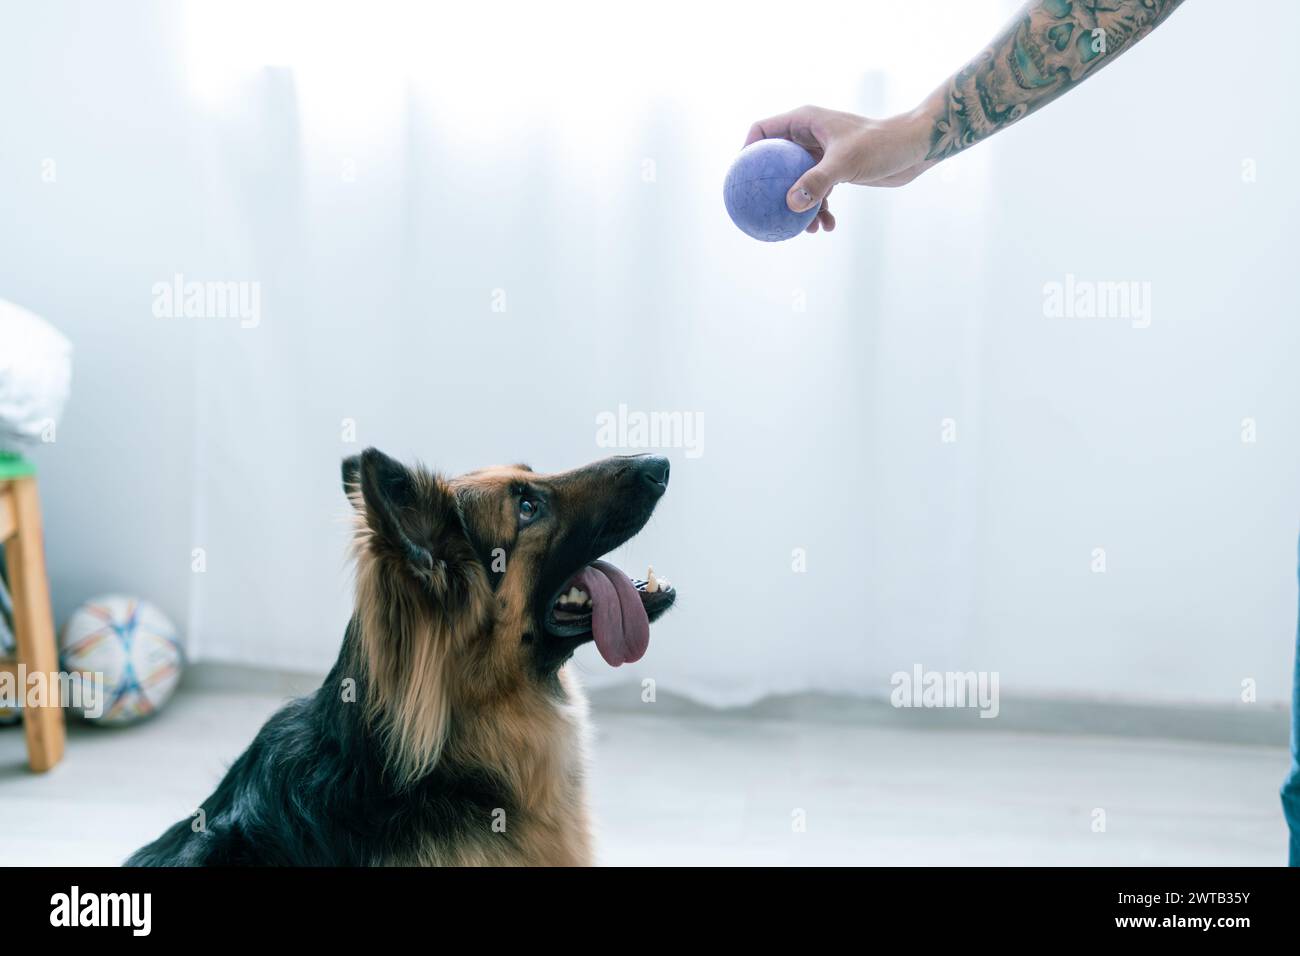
[1284,534,1300,866]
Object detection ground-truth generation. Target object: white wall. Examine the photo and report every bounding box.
[1,1,1296,707]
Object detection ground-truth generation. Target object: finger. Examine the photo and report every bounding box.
[787,162,839,213]
[818,201,836,232]
[744,107,822,152]
[744,121,774,148]
[805,201,834,234]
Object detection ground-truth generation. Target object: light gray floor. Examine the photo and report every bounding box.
[0,688,1288,866]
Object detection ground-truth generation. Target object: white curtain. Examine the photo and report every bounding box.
[3,0,1297,707]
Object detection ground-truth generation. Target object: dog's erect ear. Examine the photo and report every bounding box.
[344,448,485,605]
[348,448,440,577]
[341,454,361,496]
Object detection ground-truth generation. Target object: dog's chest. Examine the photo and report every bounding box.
[396,684,594,866]
[487,691,593,865]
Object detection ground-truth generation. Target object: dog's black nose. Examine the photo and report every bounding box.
[636,455,670,493]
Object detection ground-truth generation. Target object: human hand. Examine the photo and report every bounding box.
[744,104,936,233]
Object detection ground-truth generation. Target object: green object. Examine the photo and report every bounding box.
[0,452,35,480]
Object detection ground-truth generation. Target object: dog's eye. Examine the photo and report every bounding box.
[519,497,541,523]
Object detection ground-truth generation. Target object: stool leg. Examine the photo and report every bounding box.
[5,477,65,772]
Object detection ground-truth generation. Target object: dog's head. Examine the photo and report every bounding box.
[342,448,675,779]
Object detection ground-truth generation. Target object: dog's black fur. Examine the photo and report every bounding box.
[126,621,514,866]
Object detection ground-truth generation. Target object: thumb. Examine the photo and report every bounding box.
[787,161,838,213]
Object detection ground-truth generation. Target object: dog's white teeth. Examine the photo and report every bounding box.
[659,577,671,591]
[556,586,590,608]
[646,566,658,593]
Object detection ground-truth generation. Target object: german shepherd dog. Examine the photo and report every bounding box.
[128,448,675,866]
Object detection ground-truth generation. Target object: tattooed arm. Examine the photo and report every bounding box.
[927,0,1186,159]
[745,0,1186,233]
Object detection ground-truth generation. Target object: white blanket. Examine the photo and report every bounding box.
[0,298,72,451]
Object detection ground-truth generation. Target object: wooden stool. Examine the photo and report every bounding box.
[0,454,64,772]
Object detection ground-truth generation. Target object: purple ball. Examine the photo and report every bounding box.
[723,139,821,242]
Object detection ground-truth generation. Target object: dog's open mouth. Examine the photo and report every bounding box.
[545,560,676,667]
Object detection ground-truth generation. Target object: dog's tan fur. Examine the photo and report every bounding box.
[348,463,596,866]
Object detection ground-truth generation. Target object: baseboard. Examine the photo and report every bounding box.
[182,662,1291,748]
[181,661,326,698]
[585,685,1290,747]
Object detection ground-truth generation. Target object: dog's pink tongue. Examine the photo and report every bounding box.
[574,561,650,667]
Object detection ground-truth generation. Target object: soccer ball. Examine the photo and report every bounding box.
[60,596,183,725]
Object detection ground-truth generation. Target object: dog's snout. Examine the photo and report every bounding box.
[635,455,670,494]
